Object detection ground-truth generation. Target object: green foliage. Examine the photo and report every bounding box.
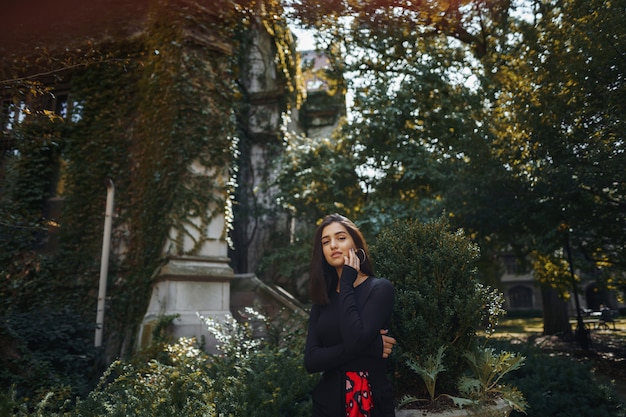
[0,223,54,312]
[373,216,505,395]
[2,0,301,364]
[487,0,626,276]
[289,0,626,337]
[456,347,527,413]
[0,308,315,417]
[489,339,626,417]
[403,346,447,404]
[0,109,68,312]
[49,338,215,417]
[400,344,527,413]
[201,308,316,417]
[0,308,101,412]
[275,130,364,221]
[1,113,65,214]
[0,7,304,416]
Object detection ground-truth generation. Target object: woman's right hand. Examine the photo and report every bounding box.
[380,329,396,358]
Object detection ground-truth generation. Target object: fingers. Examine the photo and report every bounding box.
[382,342,393,358]
[380,329,397,358]
[380,329,397,344]
[343,248,361,270]
[382,335,397,345]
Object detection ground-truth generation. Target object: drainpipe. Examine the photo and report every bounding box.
[95,179,115,347]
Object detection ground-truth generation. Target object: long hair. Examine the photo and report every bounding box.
[309,213,374,304]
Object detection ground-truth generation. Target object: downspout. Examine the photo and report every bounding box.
[95,179,115,347]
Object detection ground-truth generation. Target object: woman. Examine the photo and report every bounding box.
[304,213,396,417]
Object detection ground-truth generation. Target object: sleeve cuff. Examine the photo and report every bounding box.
[340,265,358,285]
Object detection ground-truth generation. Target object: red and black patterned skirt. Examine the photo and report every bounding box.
[345,371,373,417]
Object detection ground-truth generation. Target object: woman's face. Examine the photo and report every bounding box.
[321,221,356,271]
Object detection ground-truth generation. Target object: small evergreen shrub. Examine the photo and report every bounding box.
[372,217,513,403]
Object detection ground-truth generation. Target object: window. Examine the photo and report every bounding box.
[508,286,534,309]
[1,99,27,133]
[502,254,527,275]
[44,91,83,123]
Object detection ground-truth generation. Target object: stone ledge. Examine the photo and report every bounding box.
[395,399,512,417]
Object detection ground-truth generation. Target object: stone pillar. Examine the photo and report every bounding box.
[138,174,234,351]
[137,255,233,352]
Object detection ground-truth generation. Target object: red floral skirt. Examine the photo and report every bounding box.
[345,371,373,417]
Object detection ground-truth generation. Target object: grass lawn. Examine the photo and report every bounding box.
[491,317,544,336]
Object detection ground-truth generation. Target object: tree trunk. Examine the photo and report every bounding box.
[541,285,572,335]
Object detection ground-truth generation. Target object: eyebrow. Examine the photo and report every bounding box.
[321,230,348,240]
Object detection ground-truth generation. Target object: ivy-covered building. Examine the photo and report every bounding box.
[0,0,341,357]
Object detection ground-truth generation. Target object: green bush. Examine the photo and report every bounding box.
[70,308,316,417]
[71,338,216,417]
[372,217,508,398]
[0,307,100,412]
[201,307,317,417]
[0,306,317,417]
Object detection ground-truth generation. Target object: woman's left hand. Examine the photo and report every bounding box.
[380,329,396,358]
[344,248,361,272]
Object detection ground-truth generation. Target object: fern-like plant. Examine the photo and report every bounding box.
[454,347,528,413]
[402,346,447,405]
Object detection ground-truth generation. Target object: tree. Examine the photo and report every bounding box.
[286,0,626,335]
[286,0,509,233]
[490,0,626,293]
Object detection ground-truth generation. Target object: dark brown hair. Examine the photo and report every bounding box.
[309,213,374,304]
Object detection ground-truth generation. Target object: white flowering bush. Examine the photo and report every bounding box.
[2,308,316,417]
[200,307,317,417]
[71,337,216,417]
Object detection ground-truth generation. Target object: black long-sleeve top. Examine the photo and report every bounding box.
[304,266,395,417]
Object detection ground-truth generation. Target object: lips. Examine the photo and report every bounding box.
[331,251,344,258]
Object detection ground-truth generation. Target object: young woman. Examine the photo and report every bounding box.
[304,214,396,417]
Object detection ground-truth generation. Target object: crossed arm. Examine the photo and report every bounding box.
[304,266,396,373]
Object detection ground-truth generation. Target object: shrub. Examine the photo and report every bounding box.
[69,338,216,417]
[0,307,100,412]
[372,216,521,410]
[490,339,625,417]
[201,307,317,417]
[0,306,316,417]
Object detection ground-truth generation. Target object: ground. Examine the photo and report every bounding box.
[493,317,626,402]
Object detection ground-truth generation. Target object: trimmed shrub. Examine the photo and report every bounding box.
[372,217,506,397]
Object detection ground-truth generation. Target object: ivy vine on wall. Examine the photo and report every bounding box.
[0,0,300,358]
